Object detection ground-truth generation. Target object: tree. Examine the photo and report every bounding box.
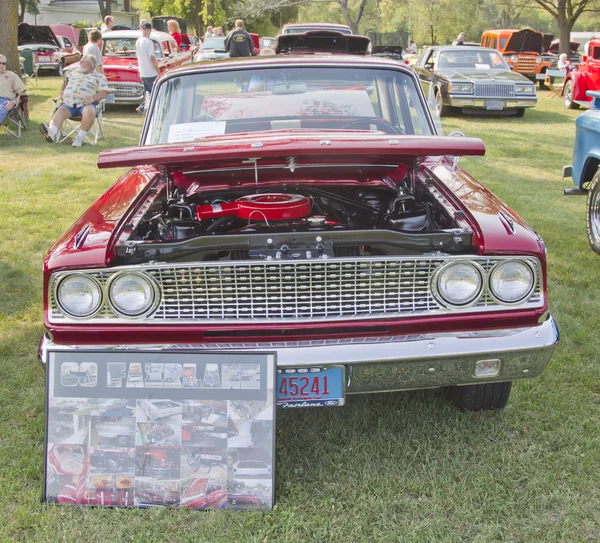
[0,0,20,73]
[532,0,598,54]
[18,0,40,23]
[337,0,369,33]
[97,0,111,19]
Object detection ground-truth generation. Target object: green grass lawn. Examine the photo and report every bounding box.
[1,77,599,542]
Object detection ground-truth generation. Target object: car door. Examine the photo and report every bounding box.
[414,48,438,100]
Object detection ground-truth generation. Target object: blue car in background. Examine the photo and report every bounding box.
[564,90,600,254]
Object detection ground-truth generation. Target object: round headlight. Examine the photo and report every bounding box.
[536,56,542,64]
[511,55,519,63]
[108,272,157,317]
[57,274,102,318]
[435,262,483,307]
[489,261,534,303]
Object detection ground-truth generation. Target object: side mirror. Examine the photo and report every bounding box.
[448,131,465,167]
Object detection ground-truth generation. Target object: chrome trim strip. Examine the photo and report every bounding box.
[38,314,560,393]
[73,225,91,250]
[498,211,516,235]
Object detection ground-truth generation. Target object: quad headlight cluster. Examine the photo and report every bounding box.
[432,259,536,308]
[450,83,473,94]
[55,271,159,319]
[515,85,536,95]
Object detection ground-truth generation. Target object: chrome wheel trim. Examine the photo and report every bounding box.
[590,184,600,244]
[564,81,573,107]
[435,91,443,116]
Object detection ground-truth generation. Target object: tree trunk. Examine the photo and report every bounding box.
[97,0,106,19]
[207,0,214,26]
[195,0,203,36]
[557,15,571,56]
[18,0,25,22]
[0,0,20,73]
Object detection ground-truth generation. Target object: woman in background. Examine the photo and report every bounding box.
[167,19,182,51]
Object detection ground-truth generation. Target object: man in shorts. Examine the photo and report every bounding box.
[39,55,108,147]
[0,53,27,125]
[135,21,160,113]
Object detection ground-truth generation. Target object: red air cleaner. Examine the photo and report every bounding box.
[196,193,311,222]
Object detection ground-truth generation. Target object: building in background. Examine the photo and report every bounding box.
[23,0,137,28]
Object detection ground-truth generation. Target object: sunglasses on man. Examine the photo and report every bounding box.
[0,62,7,65]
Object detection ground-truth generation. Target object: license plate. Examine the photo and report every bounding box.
[276,366,345,408]
[486,100,504,110]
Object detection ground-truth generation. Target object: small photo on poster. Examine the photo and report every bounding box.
[221,364,241,389]
[136,422,181,447]
[183,364,201,388]
[46,471,88,505]
[92,399,135,420]
[46,444,88,479]
[135,478,180,507]
[228,448,273,479]
[87,475,120,506]
[107,363,127,387]
[182,422,227,448]
[88,447,135,475]
[228,419,273,449]
[115,476,135,507]
[202,364,221,389]
[60,362,98,388]
[228,400,269,422]
[136,399,182,424]
[90,416,135,448]
[126,363,144,388]
[227,478,273,509]
[240,364,261,389]
[47,400,92,445]
[145,363,164,388]
[163,363,183,388]
[182,400,227,424]
[181,446,227,479]
[135,446,181,479]
[180,477,227,509]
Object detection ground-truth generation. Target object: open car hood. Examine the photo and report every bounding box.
[18,23,60,48]
[98,131,485,172]
[50,24,80,45]
[548,39,580,54]
[504,29,543,54]
[276,31,371,55]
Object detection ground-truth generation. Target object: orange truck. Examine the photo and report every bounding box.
[481,29,557,87]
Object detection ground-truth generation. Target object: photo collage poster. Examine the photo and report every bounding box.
[44,351,275,510]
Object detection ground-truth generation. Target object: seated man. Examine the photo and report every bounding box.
[39,55,108,147]
[0,53,27,126]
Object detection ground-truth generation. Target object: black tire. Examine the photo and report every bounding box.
[435,89,451,117]
[515,108,525,118]
[563,80,580,110]
[586,171,600,254]
[446,382,512,411]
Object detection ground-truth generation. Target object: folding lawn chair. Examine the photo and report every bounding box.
[0,94,29,139]
[544,69,567,99]
[51,94,114,145]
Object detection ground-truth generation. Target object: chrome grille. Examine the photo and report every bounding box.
[109,84,143,98]
[474,83,515,98]
[49,257,544,324]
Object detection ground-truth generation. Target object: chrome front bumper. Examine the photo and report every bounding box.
[39,314,559,394]
[448,96,537,109]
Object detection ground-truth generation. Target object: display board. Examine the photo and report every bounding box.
[44,350,275,510]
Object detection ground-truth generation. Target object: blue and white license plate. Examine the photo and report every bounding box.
[486,100,505,110]
[276,366,345,408]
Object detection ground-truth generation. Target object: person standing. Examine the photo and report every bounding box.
[167,19,182,52]
[224,20,254,58]
[409,40,418,54]
[453,32,466,46]
[83,29,104,74]
[204,26,214,39]
[135,21,160,114]
[101,16,114,33]
[0,53,27,126]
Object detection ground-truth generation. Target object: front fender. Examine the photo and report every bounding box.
[571,72,590,102]
[572,110,600,188]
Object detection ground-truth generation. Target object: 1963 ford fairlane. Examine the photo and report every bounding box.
[40,54,558,411]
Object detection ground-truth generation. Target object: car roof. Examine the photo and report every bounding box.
[103,29,173,43]
[168,53,414,77]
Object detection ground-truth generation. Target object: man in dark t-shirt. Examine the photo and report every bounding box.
[225,19,254,58]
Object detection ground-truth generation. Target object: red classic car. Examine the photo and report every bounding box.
[40,54,559,412]
[18,23,81,76]
[563,38,600,109]
[101,30,193,105]
[180,478,226,508]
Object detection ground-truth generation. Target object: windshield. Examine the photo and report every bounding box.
[145,66,433,144]
[103,37,163,59]
[202,37,226,50]
[437,50,508,70]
